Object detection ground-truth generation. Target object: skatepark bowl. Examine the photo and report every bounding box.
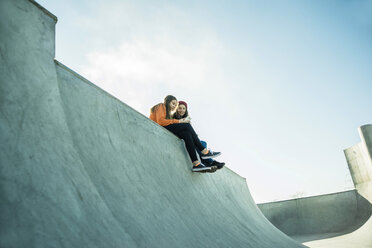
[1,1,372,247]
[258,124,372,248]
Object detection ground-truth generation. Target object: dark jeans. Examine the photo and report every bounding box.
[164,123,205,162]
[199,141,214,165]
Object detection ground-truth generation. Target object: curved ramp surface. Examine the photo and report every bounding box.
[302,125,372,247]
[259,190,372,247]
[0,1,304,247]
[259,125,372,248]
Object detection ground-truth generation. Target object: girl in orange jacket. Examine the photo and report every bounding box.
[150,95,220,172]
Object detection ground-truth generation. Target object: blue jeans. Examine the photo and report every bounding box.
[199,141,214,165]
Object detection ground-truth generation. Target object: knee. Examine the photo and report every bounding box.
[184,123,194,131]
[179,131,192,140]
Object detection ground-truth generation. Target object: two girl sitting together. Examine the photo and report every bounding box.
[150,95,225,172]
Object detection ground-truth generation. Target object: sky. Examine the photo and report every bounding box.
[37,0,372,203]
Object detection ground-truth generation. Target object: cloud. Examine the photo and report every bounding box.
[59,0,228,115]
[82,39,206,87]
[79,35,224,115]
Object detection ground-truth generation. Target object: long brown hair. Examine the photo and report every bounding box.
[151,95,177,119]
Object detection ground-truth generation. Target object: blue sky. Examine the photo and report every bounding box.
[38,0,372,203]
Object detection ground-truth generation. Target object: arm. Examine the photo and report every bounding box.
[179,118,190,123]
[153,105,180,126]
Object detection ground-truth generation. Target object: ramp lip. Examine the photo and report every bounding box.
[343,142,362,152]
[360,124,372,129]
[257,189,357,205]
[54,59,172,133]
[54,59,149,120]
[55,59,245,180]
[29,0,58,22]
[54,59,190,142]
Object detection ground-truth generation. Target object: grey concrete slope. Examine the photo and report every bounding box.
[258,190,372,243]
[259,125,372,248]
[303,125,372,248]
[0,0,137,247]
[345,125,372,203]
[1,1,305,247]
[51,55,305,248]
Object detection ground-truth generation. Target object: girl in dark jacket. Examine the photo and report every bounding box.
[174,101,225,170]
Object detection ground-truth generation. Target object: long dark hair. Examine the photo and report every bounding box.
[151,95,177,119]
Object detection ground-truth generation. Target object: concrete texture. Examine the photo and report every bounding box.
[345,125,372,202]
[258,190,372,239]
[304,125,372,247]
[259,125,372,248]
[0,1,305,247]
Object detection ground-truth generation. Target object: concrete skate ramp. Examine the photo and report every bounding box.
[259,190,372,247]
[0,1,305,247]
[259,125,372,248]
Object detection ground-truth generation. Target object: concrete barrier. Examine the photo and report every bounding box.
[259,125,372,247]
[345,125,372,202]
[0,1,304,247]
[258,190,372,240]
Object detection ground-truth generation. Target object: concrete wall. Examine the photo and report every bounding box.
[344,124,372,202]
[360,125,372,159]
[1,0,136,247]
[303,125,372,247]
[0,1,305,247]
[258,190,372,237]
[344,143,371,186]
[258,125,372,247]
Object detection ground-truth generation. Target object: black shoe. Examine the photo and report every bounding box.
[211,160,225,170]
[202,161,218,173]
[201,150,221,159]
[206,165,218,173]
[192,162,212,172]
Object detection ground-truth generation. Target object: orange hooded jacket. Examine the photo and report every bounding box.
[149,103,180,126]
